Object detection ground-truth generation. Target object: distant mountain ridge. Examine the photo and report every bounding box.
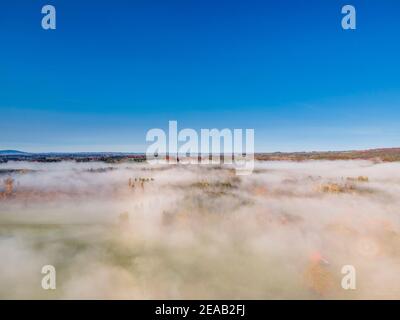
[0,150,30,155]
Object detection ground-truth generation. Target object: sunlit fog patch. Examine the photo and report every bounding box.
[0,160,400,299]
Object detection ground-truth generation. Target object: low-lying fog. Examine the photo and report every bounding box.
[0,160,399,299]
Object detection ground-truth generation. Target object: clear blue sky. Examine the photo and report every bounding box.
[1,0,399,152]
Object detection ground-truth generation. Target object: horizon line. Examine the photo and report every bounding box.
[1,146,400,156]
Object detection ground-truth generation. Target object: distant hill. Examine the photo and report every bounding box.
[255,147,400,162]
[1,147,400,162]
[0,150,30,156]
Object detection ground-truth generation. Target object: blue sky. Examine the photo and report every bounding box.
[1,0,399,152]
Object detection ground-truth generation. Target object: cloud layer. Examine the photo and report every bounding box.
[1,160,400,299]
